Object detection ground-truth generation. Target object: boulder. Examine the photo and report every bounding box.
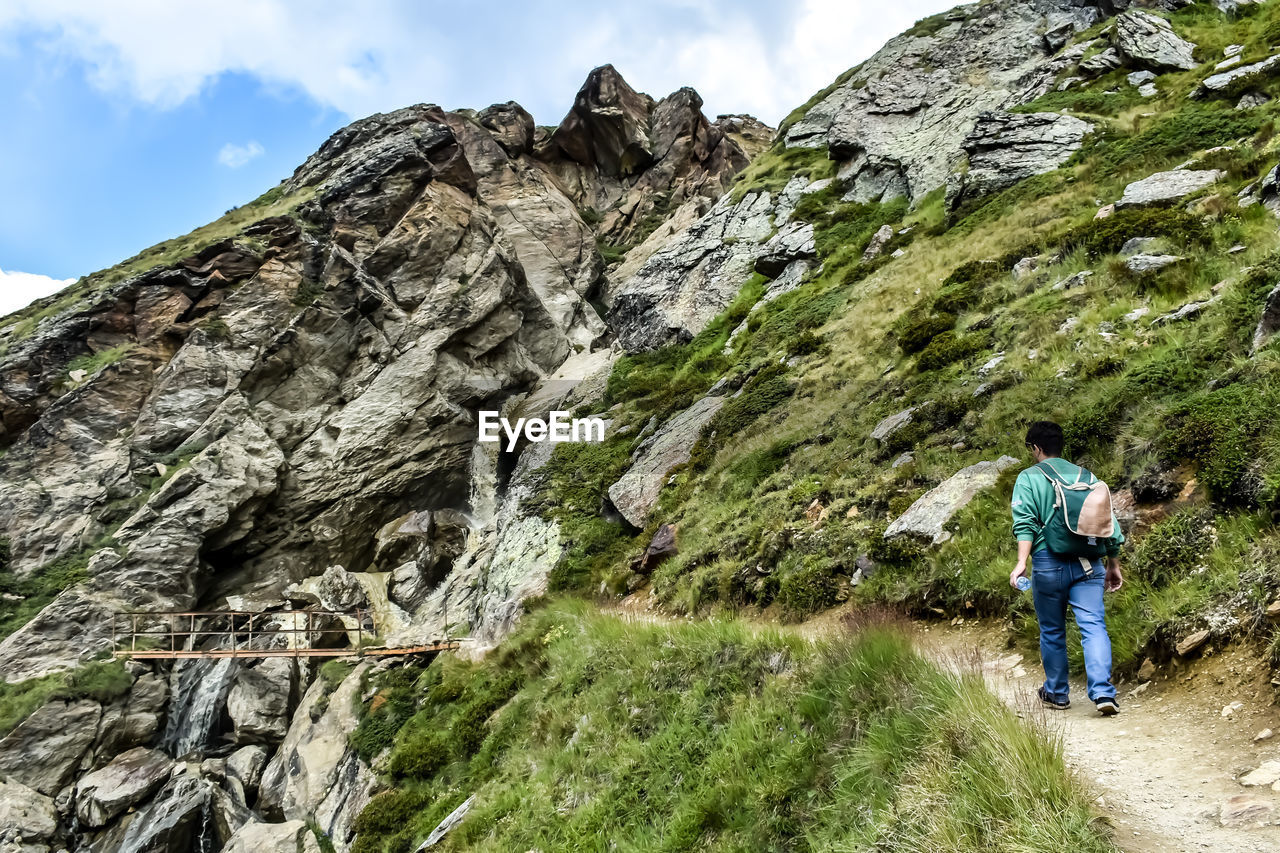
[1113,10,1198,72]
[1051,270,1094,291]
[226,744,270,799]
[1080,47,1124,76]
[754,222,816,278]
[870,407,918,443]
[221,820,323,853]
[0,699,100,795]
[632,524,679,574]
[1253,283,1280,353]
[1124,254,1185,275]
[226,658,296,744]
[1175,628,1210,656]
[946,112,1093,211]
[1120,237,1157,256]
[1221,795,1274,828]
[1194,54,1280,99]
[862,224,895,262]
[75,746,174,828]
[0,778,59,847]
[1239,761,1280,787]
[608,396,725,527]
[1117,169,1223,208]
[884,456,1020,544]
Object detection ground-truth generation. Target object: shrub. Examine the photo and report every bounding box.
[896,311,957,354]
[0,545,98,640]
[779,556,841,619]
[353,789,434,839]
[388,728,449,779]
[867,527,926,566]
[1162,383,1271,503]
[691,364,795,470]
[1128,512,1215,587]
[351,667,421,762]
[1059,208,1210,259]
[916,331,984,371]
[792,194,908,259]
[1090,104,1267,177]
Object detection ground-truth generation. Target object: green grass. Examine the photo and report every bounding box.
[0,542,109,640]
[0,658,132,737]
[349,600,1116,853]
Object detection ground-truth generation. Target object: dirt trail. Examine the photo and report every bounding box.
[604,597,1280,851]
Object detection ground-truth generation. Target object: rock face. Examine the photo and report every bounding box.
[1194,54,1280,98]
[0,65,766,684]
[947,111,1094,211]
[0,699,100,795]
[221,819,322,853]
[884,456,1020,544]
[784,0,1104,203]
[609,396,725,527]
[1117,169,1224,208]
[259,663,375,850]
[1113,10,1198,72]
[0,778,59,848]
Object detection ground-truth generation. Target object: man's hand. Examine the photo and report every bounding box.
[1010,561,1028,590]
[1105,558,1124,593]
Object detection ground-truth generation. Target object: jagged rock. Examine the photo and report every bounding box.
[416,795,476,851]
[116,773,226,853]
[1012,257,1040,280]
[1194,55,1280,99]
[608,396,725,527]
[476,101,534,157]
[1127,70,1157,87]
[947,111,1093,211]
[1113,10,1198,72]
[1052,270,1094,291]
[1239,761,1280,787]
[75,746,174,828]
[1124,254,1185,275]
[227,744,269,800]
[259,663,374,849]
[1175,628,1210,656]
[1253,283,1280,352]
[0,699,100,795]
[222,820,323,853]
[0,778,58,847]
[1117,169,1224,208]
[226,658,296,744]
[884,456,1020,545]
[785,0,1101,203]
[1120,237,1157,256]
[1080,47,1124,76]
[754,222,816,278]
[862,225,895,262]
[1237,91,1270,110]
[1153,297,1216,326]
[608,190,774,349]
[871,407,918,443]
[1137,658,1157,681]
[632,524,678,574]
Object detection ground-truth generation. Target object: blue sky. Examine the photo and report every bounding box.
[0,0,957,316]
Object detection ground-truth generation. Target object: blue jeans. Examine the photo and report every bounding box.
[1030,550,1116,703]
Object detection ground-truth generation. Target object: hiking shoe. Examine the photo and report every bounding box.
[1095,696,1120,716]
[1038,686,1070,710]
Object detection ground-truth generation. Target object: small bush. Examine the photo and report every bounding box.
[896,311,957,354]
[1128,512,1215,587]
[1090,104,1267,177]
[779,555,841,618]
[1162,384,1271,503]
[388,728,450,779]
[351,667,421,763]
[916,331,984,371]
[690,365,796,470]
[1059,208,1210,259]
[353,789,434,839]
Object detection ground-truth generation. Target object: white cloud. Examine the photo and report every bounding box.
[217,140,264,168]
[0,0,959,126]
[0,268,74,318]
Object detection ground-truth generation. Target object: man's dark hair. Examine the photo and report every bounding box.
[1025,421,1064,456]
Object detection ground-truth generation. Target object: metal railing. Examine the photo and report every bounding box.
[111,609,461,659]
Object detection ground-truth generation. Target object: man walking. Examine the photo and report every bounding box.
[1009,421,1125,716]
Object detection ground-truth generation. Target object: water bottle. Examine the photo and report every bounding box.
[1015,576,1032,592]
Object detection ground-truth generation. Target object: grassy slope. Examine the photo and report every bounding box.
[348,600,1115,853]
[534,3,1280,675]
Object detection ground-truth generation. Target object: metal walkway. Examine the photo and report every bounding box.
[111,610,461,660]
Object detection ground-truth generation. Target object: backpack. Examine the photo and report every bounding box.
[1035,460,1115,558]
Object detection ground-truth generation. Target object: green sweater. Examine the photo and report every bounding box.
[1011,459,1125,557]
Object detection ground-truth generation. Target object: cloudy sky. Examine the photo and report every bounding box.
[0,0,958,316]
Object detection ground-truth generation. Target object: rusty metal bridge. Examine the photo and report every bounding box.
[111,610,461,660]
